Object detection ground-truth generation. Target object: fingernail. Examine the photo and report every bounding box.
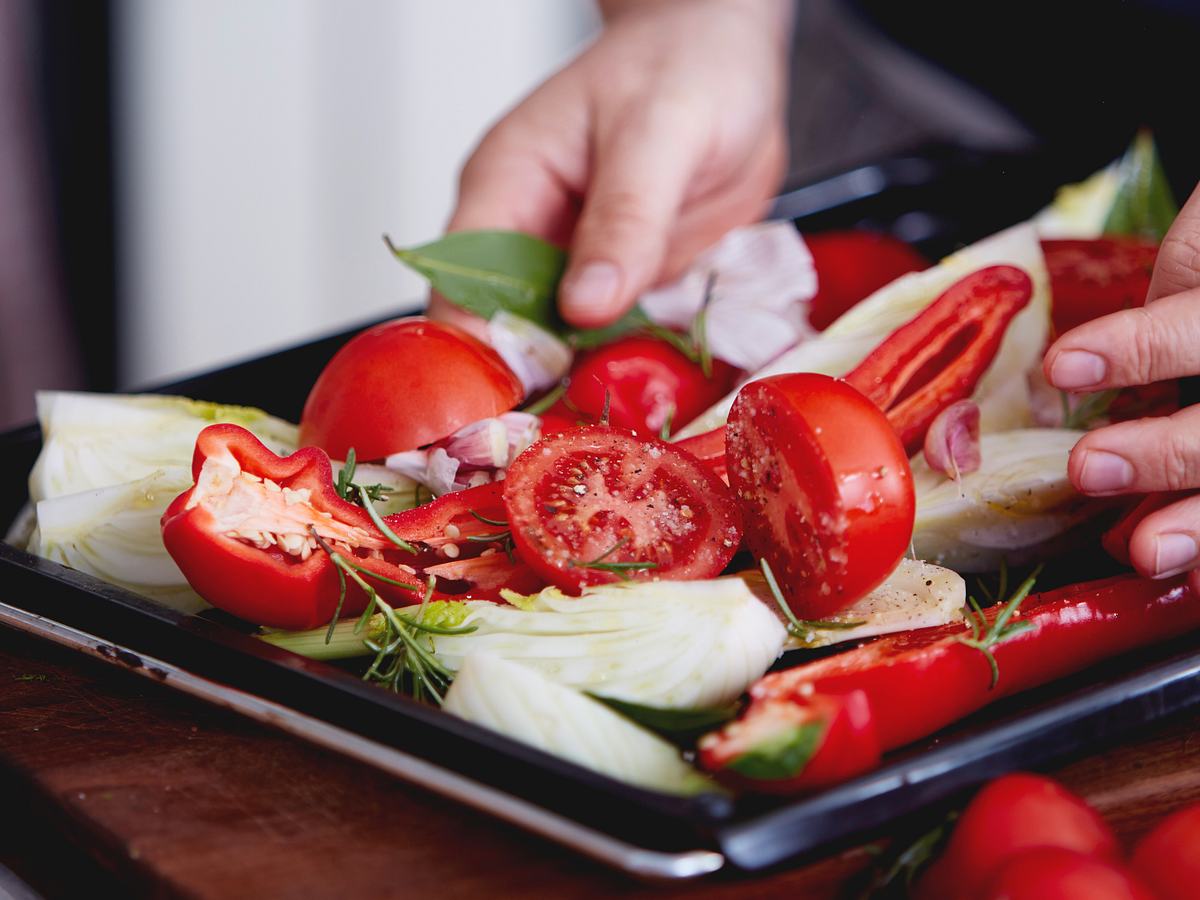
[1077,449,1134,493]
[1049,350,1107,389]
[562,261,621,315]
[1153,532,1199,578]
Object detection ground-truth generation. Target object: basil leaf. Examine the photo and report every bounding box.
[386,231,566,327]
[591,695,739,746]
[1103,130,1178,241]
[724,721,824,781]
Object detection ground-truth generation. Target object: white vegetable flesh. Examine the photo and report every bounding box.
[443,653,715,795]
[740,558,966,649]
[431,578,787,709]
[912,428,1089,572]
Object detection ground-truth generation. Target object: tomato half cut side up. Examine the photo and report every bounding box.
[502,426,742,591]
[726,372,914,619]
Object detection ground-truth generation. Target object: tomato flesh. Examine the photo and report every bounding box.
[726,373,914,619]
[1043,237,1158,337]
[502,426,741,590]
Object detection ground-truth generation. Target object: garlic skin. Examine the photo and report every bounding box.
[923,400,982,479]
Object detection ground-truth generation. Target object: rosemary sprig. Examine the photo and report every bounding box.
[640,270,716,377]
[357,484,418,554]
[759,559,865,643]
[310,527,476,702]
[336,446,396,507]
[956,564,1042,689]
[567,537,658,578]
[469,509,508,528]
[855,810,958,899]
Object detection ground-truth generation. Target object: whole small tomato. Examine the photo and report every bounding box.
[299,317,523,461]
[981,848,1155,900]
[1130,800,1200,900]
[917,774,1119,900]
[726,373,915,619]
[804,230,928,331]
[549,336,739,437]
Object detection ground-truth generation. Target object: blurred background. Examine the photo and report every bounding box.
[1,0,1196,430]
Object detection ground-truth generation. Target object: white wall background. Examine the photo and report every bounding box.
[116,0,598,387]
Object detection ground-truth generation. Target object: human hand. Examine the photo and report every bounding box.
[431,0,793,331]
[1043,182,1200,588]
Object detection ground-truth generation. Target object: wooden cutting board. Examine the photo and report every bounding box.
[1,623,1198,899]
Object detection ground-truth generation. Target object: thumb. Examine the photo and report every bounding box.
[1147,180,1200,302]
[559,108,701,328]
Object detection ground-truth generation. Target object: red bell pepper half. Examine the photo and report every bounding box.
[843,264,1032,455]
[162,424,542,631]
[701,575,1200,789]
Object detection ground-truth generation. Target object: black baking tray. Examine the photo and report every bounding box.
[4,145,1200,876]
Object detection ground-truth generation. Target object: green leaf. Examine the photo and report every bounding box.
[724,722,824,781]
[592,696,739,745]
[386,231,566,327]
[1102,131,1178,241]
[566,305,652,348]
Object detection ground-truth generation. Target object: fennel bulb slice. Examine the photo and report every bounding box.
[675,222,1051,438]
[443,653,716,796]
[29,468,208,613]
[740,558,966,649]
[433,578,786,709]
[911,428,1088,572]
[29,391,298,502]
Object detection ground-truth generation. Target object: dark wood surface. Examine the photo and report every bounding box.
[2,624,1199,900]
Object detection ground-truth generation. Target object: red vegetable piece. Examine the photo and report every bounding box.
[805,231,929,331]
[698,691,879,792]
[1042,237,1158,338]
[1131,801,1200,900]
[726,373,915,619]
[560,336,740,436]
[843,265,1033,455]
[162,425,541,630]
[917,774,1119,900]
[502,425,742,591]
[980,848,1155,900]
[299,317,523,461]
[673,426,728,482]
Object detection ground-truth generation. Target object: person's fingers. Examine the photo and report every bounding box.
[1043,287,1200,391]
[1068,405,1200,496]
[558,102,705,328]
[1147,182,1200,302]
[1128,492,1200,579]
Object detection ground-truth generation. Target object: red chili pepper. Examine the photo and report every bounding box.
[698,690,880,793]
[162,424,542,630]
[843,265,1033,455]
[701,575,1199,788]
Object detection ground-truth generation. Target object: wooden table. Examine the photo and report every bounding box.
[2,624,1199,899]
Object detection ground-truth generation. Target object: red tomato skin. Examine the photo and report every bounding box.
[1131,801,1200,900]
[980,848,1155,900]
[805,231,928,331]
[1042,237,1159,337]
[726,373,915,619]
[299,317,523,461]
[561,337,740,436]
[917,774,1119,900]
[502,426,742,591]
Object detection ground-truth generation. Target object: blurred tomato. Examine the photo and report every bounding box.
[805,230,928,331]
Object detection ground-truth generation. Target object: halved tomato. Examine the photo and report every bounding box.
[502,426,741,591]
[299,317,523,461]
[726,372,914,619]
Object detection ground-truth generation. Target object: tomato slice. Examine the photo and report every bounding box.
[726,372,915,619]
[502,426,742,590]
[1042,237,1158,338]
